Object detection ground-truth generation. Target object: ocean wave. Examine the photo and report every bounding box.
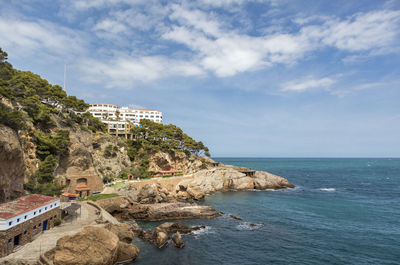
[192,226,214,237]
[236,222,264,231]
[319,188,336,192]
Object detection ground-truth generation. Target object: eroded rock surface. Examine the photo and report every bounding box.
[176,167,295,200]
[0,125,25,203]
[53,226,138,265]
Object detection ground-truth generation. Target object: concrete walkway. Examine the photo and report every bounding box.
[0,202,99,264]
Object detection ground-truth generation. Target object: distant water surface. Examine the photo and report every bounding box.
[129,158,400,265]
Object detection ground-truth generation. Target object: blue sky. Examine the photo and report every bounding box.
[1,0,400,157]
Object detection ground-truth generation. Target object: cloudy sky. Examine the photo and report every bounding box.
[1,0,400,157]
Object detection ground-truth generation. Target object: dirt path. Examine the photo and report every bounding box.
[0,202,99,264]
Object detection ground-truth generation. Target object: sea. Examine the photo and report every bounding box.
[129,158,400,265]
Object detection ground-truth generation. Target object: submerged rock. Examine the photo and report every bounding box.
[230,215,243,221]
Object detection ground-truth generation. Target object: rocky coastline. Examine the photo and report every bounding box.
[0,164,294,265]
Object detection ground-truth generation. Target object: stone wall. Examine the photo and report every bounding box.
[0,207,61,257]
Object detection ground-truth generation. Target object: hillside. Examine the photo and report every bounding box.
[0,48,212,203]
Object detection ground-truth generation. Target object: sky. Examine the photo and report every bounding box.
[1,0,400,157]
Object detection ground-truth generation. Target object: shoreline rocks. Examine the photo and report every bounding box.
[137,222,203,249]
[53,226,139,265]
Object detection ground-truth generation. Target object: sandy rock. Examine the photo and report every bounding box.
[172,232,185,248]
[106,223,134,243]
[53,226,120,265]
[253,171,295,189]
[116,242,139,263]
[154,228,169,248]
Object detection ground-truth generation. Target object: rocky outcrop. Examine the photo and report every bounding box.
[137,222,203,248]
[0,125,25,203]
[120,202,221,221]
[172,232,185,248]
[105,223,134,243]
[53,226,139,265]
[91,133,131,179]
[148,151,214,174]
[175,167,295,200]
[121,183,174,204]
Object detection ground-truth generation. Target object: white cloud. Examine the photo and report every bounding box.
[0,17,85,58]
[281,76,336,92]
[79,55,205,87]
[320,10,400,51]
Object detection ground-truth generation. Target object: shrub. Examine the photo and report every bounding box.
[54,218,61,226]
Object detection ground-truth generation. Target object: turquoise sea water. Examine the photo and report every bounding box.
[129,158,400,265]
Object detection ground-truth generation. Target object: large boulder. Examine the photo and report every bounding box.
[53,226,139,265]
[253,171,295,189]
[116,242,139,263]
[154,228,169,248]
[106,223,134,243]
[53,226,119,265]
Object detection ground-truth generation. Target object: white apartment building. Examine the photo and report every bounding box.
[88,103,163,124]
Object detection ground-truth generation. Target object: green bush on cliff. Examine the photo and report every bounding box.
[0,103,27,131]
[128,119,211,160]
[35,130,71,160]
[24,155,64,196]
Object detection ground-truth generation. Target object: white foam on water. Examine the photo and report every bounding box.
[236,222,264,231]
[319,188,336,192]
[192,226,214,238]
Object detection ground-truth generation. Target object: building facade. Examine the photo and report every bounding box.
[87,103,163,139]
[0,194,61,257]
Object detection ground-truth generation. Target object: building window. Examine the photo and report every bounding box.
[50,217,53,220]
[8,239,11,243]
[24,215,27,219]
[39,210,41,213]
[17,218,20,222]
[45,207,47,210]
[34,211,36,215]
[38,223,41,227]
[50,205,52,208]
[54,215,57,218]
[8,221,12,226]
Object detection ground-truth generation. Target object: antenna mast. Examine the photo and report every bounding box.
[63,64,66,90]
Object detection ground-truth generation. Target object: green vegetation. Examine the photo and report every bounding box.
[127,119,210,178]
[0,47,107,196]
[54,218,62,226]
[0,47,105,133]
[79,193,119,202]
[129,119,210,157]
[111,181,126,188]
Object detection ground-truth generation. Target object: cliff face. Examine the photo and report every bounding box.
[0,125,25,202]
[148,151,214,174]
